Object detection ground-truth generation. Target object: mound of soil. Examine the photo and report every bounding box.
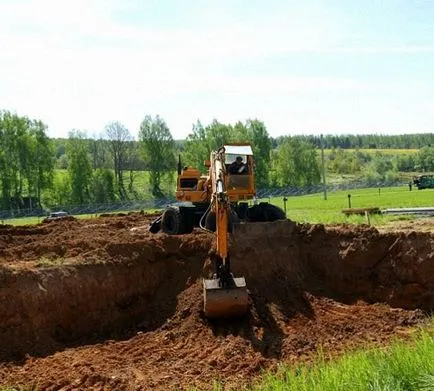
[0,216,433,390]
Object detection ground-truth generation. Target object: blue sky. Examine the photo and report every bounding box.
[0,0,433,139]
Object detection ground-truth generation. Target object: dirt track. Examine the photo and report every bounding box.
[0,214,433,390]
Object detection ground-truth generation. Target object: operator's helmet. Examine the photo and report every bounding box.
[236,156,243,162]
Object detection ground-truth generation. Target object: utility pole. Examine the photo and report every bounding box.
[320,134,327,200]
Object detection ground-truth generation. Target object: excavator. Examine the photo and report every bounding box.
[149,144,286,318]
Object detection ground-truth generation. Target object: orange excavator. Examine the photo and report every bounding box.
[150,144,286,317]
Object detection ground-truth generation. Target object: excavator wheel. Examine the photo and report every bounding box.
[205,211,239,233]
[246,204,265,222]
[236,202,249,220]
[263,203,286,221]
[162,207,184,234]
[161,207,193,234]
[204,211,216,231]
[247,202,286,222]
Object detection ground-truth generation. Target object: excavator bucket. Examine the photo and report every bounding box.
[203,277,249,318]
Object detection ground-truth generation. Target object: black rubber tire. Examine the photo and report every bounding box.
[161,207,185,235]
[236,202,249,220]
[247,204,266,222]
[247,203,286,222]
[204,210,239,233]
[205,211,216,231]
[229,209,240,233]
[183,215,194,234]
[231,209,240,223]
[263,203,286,221]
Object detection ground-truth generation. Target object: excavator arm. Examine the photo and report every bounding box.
[211,148,231,284]
[203,148,249,317]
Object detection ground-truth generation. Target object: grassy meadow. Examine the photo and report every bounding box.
[264,185,434,224]
[52,169,176,200]
[247,320,434,391]
[5,184,434,226]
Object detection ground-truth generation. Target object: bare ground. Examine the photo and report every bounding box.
[0,214,433,390]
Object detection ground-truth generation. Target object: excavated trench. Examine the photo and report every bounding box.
[0,231,213,359]
[0,216,434,389]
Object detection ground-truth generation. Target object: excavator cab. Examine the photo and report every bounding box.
[224,145,254,193]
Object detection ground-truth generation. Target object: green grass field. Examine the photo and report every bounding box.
[265,185,434,224]
[4,185,434,226]
[249,320,434,391]
[52,169,176,200]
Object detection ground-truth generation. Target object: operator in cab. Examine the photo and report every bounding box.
[229,156,247,174]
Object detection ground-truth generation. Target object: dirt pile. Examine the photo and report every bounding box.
[0,216,433,390]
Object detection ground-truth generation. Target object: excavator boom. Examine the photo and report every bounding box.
[203,148,249,318]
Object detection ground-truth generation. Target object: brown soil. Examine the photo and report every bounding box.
[378,216,434,233]
[0,214,433,390]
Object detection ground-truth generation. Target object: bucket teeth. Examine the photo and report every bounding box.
[203,277,249,318]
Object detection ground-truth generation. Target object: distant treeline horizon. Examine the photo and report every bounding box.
[51,132,434,150]
[1,108,433,212]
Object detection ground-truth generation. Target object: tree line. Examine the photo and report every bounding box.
[326,147,434,184]
[274,134,434,150]
[1,109,433,211]
[51,118,322,199]
[1,111,324,210]
[0,111,54,210]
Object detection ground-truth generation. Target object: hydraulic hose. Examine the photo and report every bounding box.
[199,199,215,233]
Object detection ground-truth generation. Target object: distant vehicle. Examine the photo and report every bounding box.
[413,175,434,190]
[45,211,69,221]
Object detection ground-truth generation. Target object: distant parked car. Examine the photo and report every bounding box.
[44,211,69,221]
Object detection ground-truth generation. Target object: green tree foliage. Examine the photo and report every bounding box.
[67,130,93,204]
[32,121,55,204]
[416,147,434,171]
[90,169,116,203]
[104,121,132,199]
[57,154,68,169]
[396,154,417,172]
[89,134,109,170]
[361,153,398,184]
[125,141,145,195]
[247,119,272,188]
[0,111,54,210]
[232,121,250,141]
[183,119,272,187]
[47,174,71,206]
[139,115,175,197]
[183,120,232,173]
[273,138,321,187]
[372,153,394,175]
[327,149,372,174]
[275,133,434,149]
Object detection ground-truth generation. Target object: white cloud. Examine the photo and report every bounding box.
[0,0,433,138]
